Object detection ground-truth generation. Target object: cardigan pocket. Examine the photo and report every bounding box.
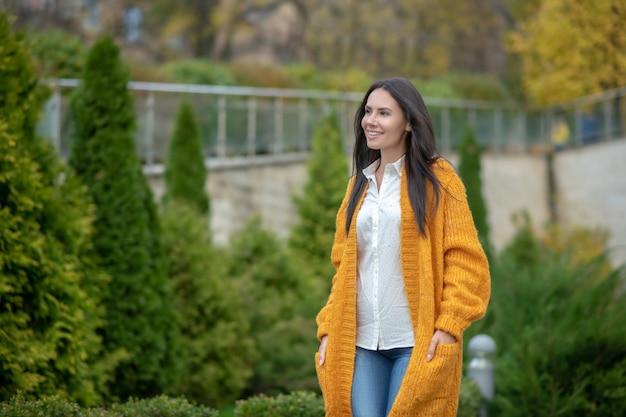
[415,342,461,402]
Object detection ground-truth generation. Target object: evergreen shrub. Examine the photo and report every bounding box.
[227,217,318,395]
[69,34,181,399]
[161,202,255,406]
[163,99,209,214]
[110,395,219,417]
[0,395,111,417]
[457,127,491,254]
[231,385,482,417]
[467,219,626,416]
[0,395,219,417]
[234,391,324,417]
[0,12,111,405]
[289,111,348,300]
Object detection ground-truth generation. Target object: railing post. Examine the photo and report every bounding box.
[145,91,155,166]
[52,84,62,155]
[247,97,257,156]
[274,97,284,154]
[603,98,612,141]
[468,334,497,417]
[298,98,308,151]
[494,108,502,151]
[519,110,527,152]
[573,106,582,146]
[217,95,227,158]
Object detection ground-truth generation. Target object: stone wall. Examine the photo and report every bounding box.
[146,138,626,267]
[553,139,626,267]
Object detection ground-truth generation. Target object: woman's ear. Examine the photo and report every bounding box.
[406,123,411,131]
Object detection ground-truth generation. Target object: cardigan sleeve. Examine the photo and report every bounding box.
[434,169,491,340]
[316,177,354,341]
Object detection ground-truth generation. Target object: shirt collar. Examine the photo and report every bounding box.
[362,155,405,179]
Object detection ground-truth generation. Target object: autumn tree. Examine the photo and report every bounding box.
[69,34,182,400]
[144,0,221,58]
[510,0,626,106]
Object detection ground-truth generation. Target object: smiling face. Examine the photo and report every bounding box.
[361,87,411,162]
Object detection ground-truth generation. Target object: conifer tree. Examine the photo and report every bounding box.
[457,127,491,252]
[0,12,110,405]
[163,99,209,215]
[289,112,349,290]
[69,35,181,399]
[161,100,250,405]
[227,217,317,394]
[161,202,255,406]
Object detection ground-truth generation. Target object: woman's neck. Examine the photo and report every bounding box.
[379,152,404,168]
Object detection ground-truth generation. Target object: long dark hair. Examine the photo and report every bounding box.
[345,77,441,236]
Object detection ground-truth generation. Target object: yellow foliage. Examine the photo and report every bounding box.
[541,223,613,273]
[516,0,626,106]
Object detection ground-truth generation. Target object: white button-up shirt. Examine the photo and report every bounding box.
[355,156,415,350]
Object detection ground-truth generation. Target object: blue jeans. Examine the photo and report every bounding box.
[351,346,413,417]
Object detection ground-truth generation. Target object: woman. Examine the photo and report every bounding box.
[315,77,490,417]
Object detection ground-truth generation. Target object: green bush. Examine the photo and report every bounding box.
[467,220,626,416]
[449,73,511,102]
[0,394,219,417]
[230,60,298,88]
[284,63,330,89]
[234,391,324,417]
[25,29,86,79]
[226,218,318,395]
[161,202,256,406]
[0,395,112,417]
[110,395,218,417]
[163,59,236,86]
[69,34,182,400]
[233,386,480,417]
[409,76,459,99]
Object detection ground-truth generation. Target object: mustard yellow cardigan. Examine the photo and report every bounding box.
[315,158,490,417]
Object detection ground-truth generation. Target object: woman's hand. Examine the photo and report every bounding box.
[426,329,456,362]
[318,335,328,365]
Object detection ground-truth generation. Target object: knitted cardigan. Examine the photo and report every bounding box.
[315,158,490,417]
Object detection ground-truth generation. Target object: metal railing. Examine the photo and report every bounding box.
[36,80,626,167]
[543,85,626,148]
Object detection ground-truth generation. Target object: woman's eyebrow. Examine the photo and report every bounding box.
[365,105,393,111]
